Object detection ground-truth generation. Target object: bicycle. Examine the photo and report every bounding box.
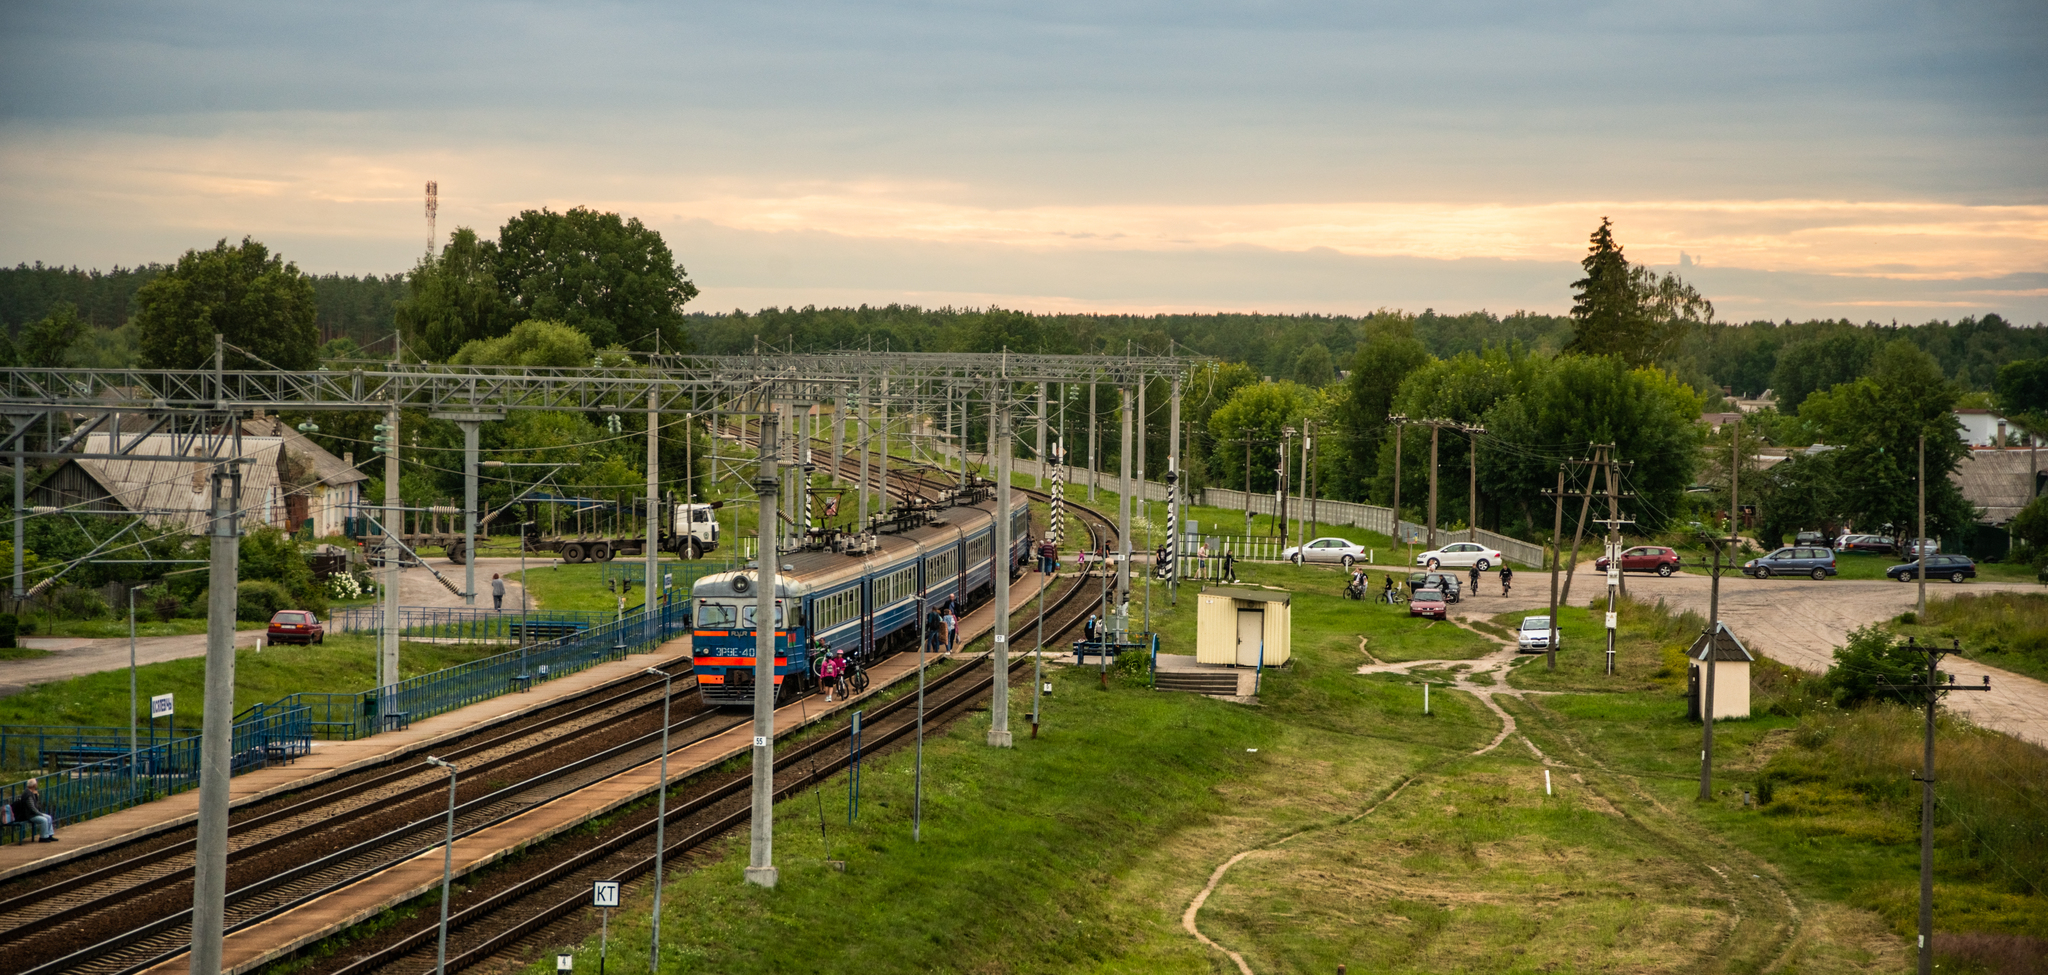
[1378,588,1406,605]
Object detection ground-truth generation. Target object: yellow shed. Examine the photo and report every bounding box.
[1196,586,1292,667]
[1687,622,1754,721]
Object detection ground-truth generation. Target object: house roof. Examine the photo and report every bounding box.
[239,416,369,486]
[1688,622,1755,663]
[1201,585,1291,605]
[67,433,286,534]
[1950,448,2039,526]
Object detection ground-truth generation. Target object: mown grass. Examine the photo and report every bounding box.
[1227,560,1495,664]
[31,618,263,639]
[1895,590,2048,683]
[0,632,503,738]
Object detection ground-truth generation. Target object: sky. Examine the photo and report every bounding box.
[2,1,2044,324]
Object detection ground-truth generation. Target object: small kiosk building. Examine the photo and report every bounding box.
[1196,586,1292,667]
[1687,622,1754,720]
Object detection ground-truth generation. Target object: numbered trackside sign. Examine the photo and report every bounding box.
[592,881,620,907]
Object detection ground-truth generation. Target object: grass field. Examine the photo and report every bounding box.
[1894,589,2048,683]
[31,618,264,639]
[0,632,504,736]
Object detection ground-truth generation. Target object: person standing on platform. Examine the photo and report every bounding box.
[490,573,506,610]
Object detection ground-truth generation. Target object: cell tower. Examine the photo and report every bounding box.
[424,180,439,258]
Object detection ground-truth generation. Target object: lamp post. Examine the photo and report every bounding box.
[423,756,460,975]
[643,666,673,970]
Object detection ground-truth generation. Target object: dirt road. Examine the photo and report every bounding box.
[0,557,532,696]
[1449,564,2048,748]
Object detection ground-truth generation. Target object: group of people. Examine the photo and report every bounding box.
[1345,563,1514,597]
[922,597,961,654]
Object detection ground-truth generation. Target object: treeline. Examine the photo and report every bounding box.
[0,262,406,352]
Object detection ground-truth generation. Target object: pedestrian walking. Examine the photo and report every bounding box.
[490,573,505,610]
[925,604,945,653]
[1222,548,1237,582]
[945,606,959,652]
[1197,541,1211,577]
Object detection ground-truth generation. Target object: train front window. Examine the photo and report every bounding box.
[696,601,739,627]
[740,601,786,627]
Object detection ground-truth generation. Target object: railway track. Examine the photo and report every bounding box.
[283,472,1124,975]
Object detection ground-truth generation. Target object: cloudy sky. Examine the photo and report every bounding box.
[2,1,2044,323]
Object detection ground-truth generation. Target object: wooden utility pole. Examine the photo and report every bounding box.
[1277,425,1293,551]
[1559,445,1604,606]
[1390,415,1407,542]
[1896,638,1990,975]
[1917,434,1928,618]
[1463,424,1485,541]
[1427,423,1439,550]
[1304,419,1316,543]
[1546,465,1565,671]
[1701,415,1739,800]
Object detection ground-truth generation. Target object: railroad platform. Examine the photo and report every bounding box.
[0,648,691,883]
[142,568,1054,975]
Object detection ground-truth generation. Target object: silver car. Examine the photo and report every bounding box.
[1517,616,1560,653]
[1283,536,1369,566]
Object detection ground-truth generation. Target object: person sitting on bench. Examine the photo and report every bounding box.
[12,779,56,843]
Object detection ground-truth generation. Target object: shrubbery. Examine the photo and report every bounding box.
[235,580,295,622]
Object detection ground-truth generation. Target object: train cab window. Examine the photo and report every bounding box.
[696,601,738,627]
[741,602,786,627]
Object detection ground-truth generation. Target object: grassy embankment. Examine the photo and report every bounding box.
[1895,589,2048,683]
[0,633,503,734]
[511,549,2047,973]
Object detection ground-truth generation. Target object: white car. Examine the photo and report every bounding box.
[1282,536,1370,566]
[1414,541,1504,570]
[1517,616,1560,653]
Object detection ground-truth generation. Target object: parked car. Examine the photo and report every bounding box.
[1743,546,1838,579]
[1888,554,1977,583]
[1414,541,1504,570]
[1835,534,1897,555]
[1283,536,1370,566]
[1794,531,1830,547]
[1407,571,1462,602]
[1594,545,1682,577]
[1517,615,1560,653]
[1410,588,1448,620]
[267,609,325,645]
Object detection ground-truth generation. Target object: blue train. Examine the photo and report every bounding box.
[689,496,1032,707]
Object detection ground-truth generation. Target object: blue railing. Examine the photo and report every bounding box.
[329,606,621,642]
[1,707,311,841]
[0,595,689,840]
[2,723,188,771]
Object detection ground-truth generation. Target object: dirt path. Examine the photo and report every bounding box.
[1445,564,2048,747]
[0,558,531,695]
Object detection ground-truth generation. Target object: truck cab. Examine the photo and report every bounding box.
[670,502,721,558]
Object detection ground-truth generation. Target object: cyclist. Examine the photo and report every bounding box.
[1469,563,1481,598]
[1347,566,1368,599]
[1500,563,1514,597]
[821,648,848,702]
[1380,574,1398,603]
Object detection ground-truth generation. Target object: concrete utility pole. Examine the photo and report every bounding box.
[1390,415,1406,541]
[426,412,501,603]
[1118,386,1133,616]
[1897,638,1989,975]
[1087,382,1098,502]
[1547,465,1564,671]
[1304,419,1316,543]
[1465,424,1484,542]
[1168,377,1182,604]
[989,388,1014,748]
[189,450,241,975]
[1136,378,1147,539]
[878,377,890,517]
[10,414,27,604]
[646,387,659,606]
[1036,381,1047,488]
[1701,415,1738,801]
[381,400,401,690]
[1605,450,1622,668]
[1427,423,1440,550]
[746,407,779,889]
[1277,425,1292,553]
[1918,434,1928,618]
[857,382,870,531]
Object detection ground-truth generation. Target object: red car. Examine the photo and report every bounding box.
[1409,588,1447,620]
[267,610,325,645]
[1594,546,1682,578]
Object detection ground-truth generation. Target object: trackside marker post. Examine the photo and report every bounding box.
[591,881,620,975]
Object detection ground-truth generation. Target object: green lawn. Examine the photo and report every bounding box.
[1894,589,2048,683]
[31,618,263,639]
[0,632,504,742]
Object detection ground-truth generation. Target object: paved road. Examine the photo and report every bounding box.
[0,556,533,696]
[1447,564,2048,747]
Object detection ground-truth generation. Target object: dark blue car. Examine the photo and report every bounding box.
[1744,546,1837,580]
[1887,554,1976,583]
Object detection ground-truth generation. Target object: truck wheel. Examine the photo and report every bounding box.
[446,541,465,565]
[562,542,585,563]
[593,542,612,562]
[686,539,702,560]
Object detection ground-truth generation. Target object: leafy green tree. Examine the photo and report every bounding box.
[1821,624,1926,707]
[132,238,319,371]
[449,319,596,369]
[2008,494,2048,557]
[1207,381,1319,495]
[1566,218,1713,367]
[395,228,509,361]
[11,302,85,367]
[1483,355,1704,532]
[1333,317,1431,502]
[1292,343,1335,386]
[1378,347,1530,522]
[1772,329,1879,414]
[1753,450,1841,547]
[1797,339,1977,548]
[496,208,697,353]
[1996,357,2048,436]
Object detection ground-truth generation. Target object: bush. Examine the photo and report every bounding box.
[51,584,110,620]
[147,585,182,623]
[1819,624,1926,707]
[235,580,294,622]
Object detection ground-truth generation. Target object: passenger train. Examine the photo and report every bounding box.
[689,492,1032,707]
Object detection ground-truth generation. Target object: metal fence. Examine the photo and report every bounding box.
[279,595,694,742]
[1,706,310,839]
[330,606,622,642]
